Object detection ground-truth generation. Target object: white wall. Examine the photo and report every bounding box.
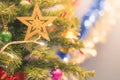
[77,0,120,80]
[81,20,120,80]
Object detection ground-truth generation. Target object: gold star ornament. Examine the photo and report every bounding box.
[17,3,56,41]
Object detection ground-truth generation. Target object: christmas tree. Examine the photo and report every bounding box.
[0,0,94,80]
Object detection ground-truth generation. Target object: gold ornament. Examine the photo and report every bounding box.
[17,3,56,41]
[61,29,80,43]
[68,47,75,53]
[60,47,75,54]
[61,29,80,39]
[60,47,68,53]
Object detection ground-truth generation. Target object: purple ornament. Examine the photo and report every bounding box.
[50,68,62,80]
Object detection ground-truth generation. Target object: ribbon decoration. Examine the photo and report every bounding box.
[79,0,104,39]
[0,68,26,80]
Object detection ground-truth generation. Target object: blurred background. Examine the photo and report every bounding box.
[76,0,120,80]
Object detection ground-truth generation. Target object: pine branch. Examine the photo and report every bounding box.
[0,51,22,74]
[24,55,95,80]
[0,2,18,23]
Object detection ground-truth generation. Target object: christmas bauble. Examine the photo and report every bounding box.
[0,68,9,80]
[60,47,69,53]
[50,67,62,80]
[61,29,80,39]
[0,30,12,43]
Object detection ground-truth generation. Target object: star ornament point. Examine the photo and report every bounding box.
[17,3,56,41]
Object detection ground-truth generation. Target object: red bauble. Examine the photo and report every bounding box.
[0,68,9,80]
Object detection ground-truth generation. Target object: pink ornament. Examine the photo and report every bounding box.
[50,68,62,80]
